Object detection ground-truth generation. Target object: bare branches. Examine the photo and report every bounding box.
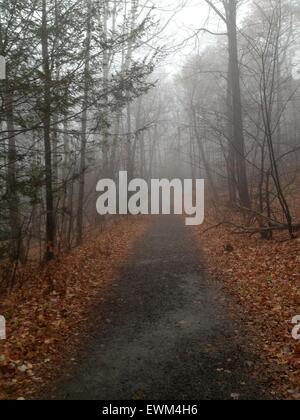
[204,0,227,24]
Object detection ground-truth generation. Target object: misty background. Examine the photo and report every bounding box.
[1,0,300,275]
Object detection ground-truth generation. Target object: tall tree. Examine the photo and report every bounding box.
[204,0,251,207]
[41,0,56,260]
[76,0,92,246]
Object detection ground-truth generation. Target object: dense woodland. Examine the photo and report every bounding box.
[1,0,300,279]
[2,0,300,402]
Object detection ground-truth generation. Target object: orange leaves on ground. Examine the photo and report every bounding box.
[195,212,300,400]
[0,217,150,400]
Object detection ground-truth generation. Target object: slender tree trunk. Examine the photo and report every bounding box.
[192,109,219,203]
[76,0,92,246]
[225,0,251,208]
[124,0,139,180]
[259,11,294,239]
[42,0,55,260]
[126,103,134,179]
[109,112,121,178]
[102,0,110,175]
[62,115,71,248]
[5,94,25,263]
[52,0,60,187]
[226,65,237,205]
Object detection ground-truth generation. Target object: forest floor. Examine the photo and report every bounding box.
[0,217,149,400]
[196,209,300,400]
[48,216,271,400]
[0,214,290,400]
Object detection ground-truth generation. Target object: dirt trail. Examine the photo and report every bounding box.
[51,216,270,400]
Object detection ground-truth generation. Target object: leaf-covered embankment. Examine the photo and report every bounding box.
[195,212,300,400]
[0,217,150,400]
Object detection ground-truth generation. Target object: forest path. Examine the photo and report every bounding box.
[52,216,269,400]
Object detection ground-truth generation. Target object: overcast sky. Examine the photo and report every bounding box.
[149,0,225,73]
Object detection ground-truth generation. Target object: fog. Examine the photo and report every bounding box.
[1,0,300,260]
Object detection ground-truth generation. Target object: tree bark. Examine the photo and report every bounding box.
[76,0,92,246]
[42,0,55,260]
[5,94,25,263]
[226,65,237,205]
[192,109,219,203]
[224,0,251,208]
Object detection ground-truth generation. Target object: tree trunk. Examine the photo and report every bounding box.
[5,94,25,263]
[226,65,237,205]
[192,109,219,203]
[124,0,139,180]
[102,0,110,175]
[225,0,251,208]
[42,0,55,260]
[76,0,92,246]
